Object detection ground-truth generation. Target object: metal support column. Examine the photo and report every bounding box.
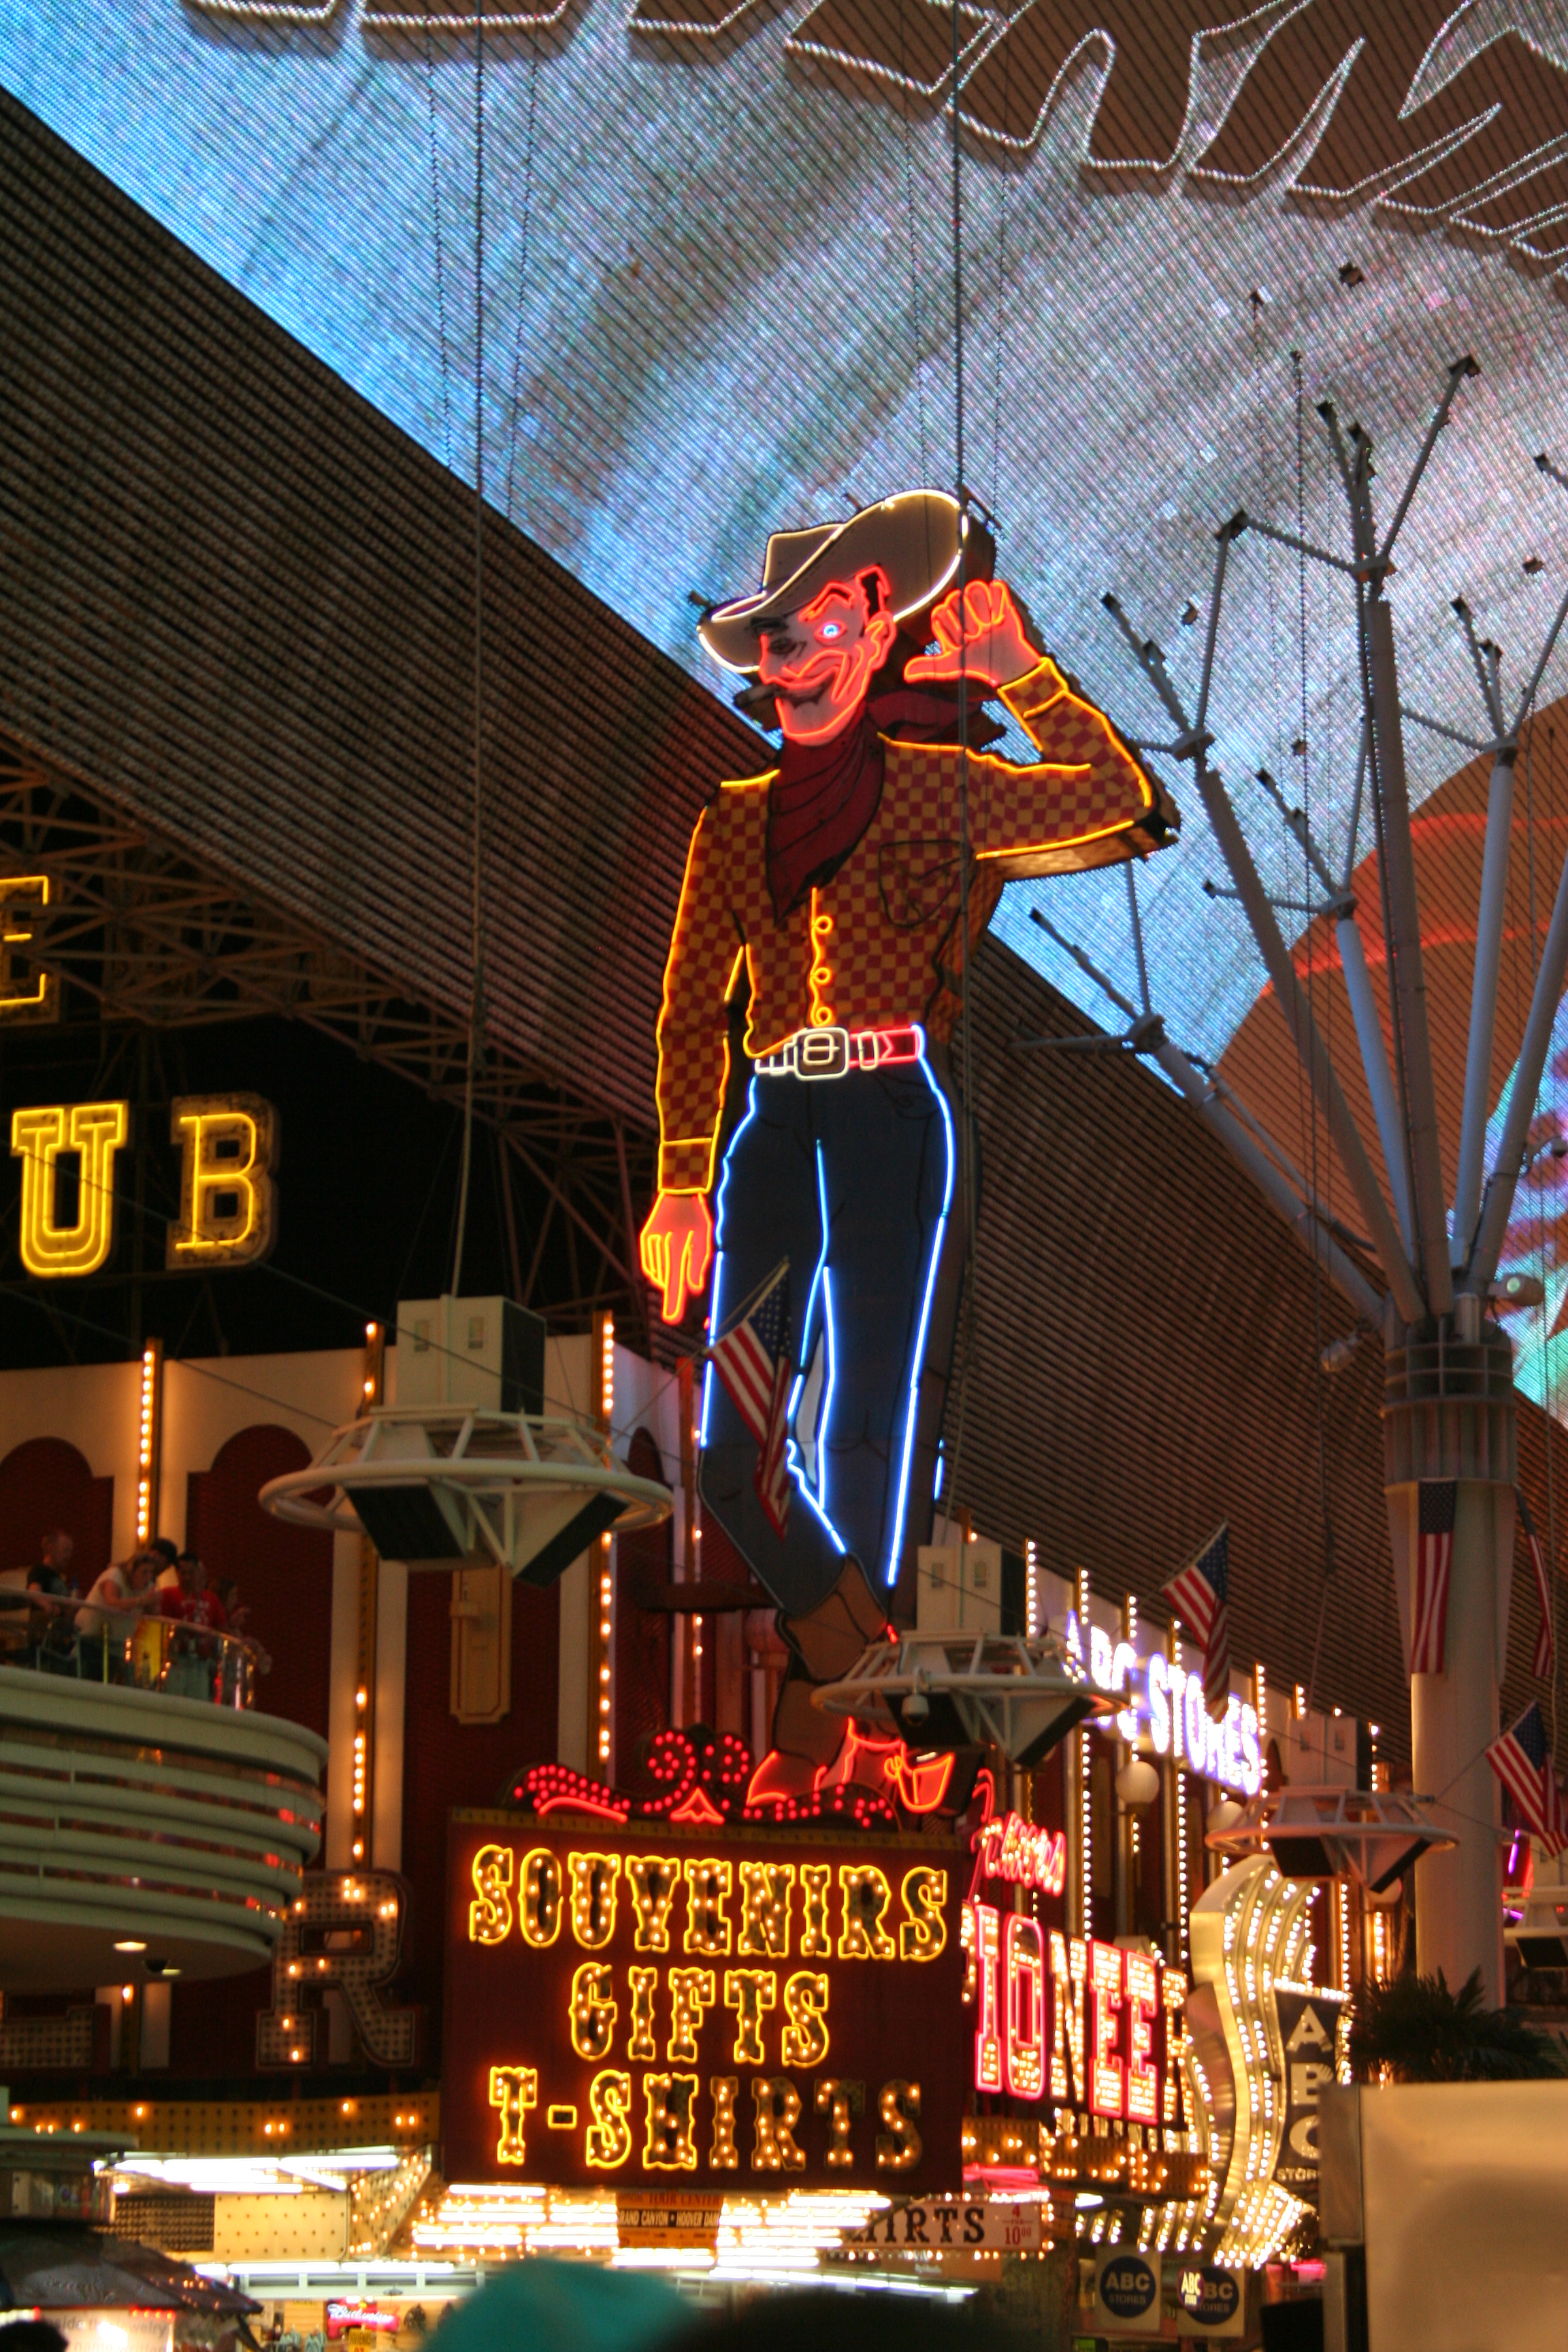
[1384,1322,1516,2002]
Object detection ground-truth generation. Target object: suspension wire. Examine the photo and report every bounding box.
[1293,347,1337,1729]
[1523,708,1561,1749]
[1354,492,1420,1277]
[990,38,1011,522]
[896,3,930,485]
[422,27,455,472]
[502,29,542,526]
[451,0,487,1296]
[950,0,969,1145]
[940,0,980,1533]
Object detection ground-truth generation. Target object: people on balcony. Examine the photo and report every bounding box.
[28,1528,78,1601]
[76,1550,160,1666]
[154,1551,231,1697]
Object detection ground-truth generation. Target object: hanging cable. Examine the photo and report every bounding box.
[502,30,541,526]
[941,0,980,1534]
[1250,307,1326,1725]
[1291,348,1337,1727]
[990,39,1011,523]
[422,27,455,473]
[896,1,930,485]
[451,0,488,1296]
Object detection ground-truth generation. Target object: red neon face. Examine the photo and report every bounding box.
[757,569,898,743]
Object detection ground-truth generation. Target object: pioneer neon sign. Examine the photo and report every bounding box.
[1068,1613,1262,1799]
[965,1901,1186,2125]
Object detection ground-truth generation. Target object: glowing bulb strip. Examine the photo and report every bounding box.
[352,1320,383,1866]
[1190,1857,1319,2265]
[598,1546,615,1769]
[591,1312,616,1768]
[135,1339,163,1546]
[1077,1564,1092,1941]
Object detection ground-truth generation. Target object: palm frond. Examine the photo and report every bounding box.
[1349,1968,1567,2083]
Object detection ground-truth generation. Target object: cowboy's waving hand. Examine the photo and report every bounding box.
[905,578,1043,690]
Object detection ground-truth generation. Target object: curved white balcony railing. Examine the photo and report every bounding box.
[0,1663,326,1992]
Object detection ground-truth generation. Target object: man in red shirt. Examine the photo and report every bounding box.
[640,493,1176,1772]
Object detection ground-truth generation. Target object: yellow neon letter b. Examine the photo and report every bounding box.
[167,1093,278,1267]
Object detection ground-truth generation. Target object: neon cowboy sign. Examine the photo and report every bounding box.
[1066,1613,1262,1800]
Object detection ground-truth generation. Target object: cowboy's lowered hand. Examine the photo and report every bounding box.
[640,1190,715,1323]
[906,578,1042,689]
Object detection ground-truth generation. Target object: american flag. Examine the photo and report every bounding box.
[1517,1487,1556,1682]
[1162,1524,1230,1720]
[1410,1480,1457,1675]
[1487,1701,1568,1859]
[710,1260,792,1539]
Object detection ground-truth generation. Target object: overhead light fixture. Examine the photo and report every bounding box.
[1320,1326,1368,1373]
[815,1632,1110,1765]
[1115,1757,1160,1808]
[113,1940,146,1954]
[1491,1271,1546,1309]
[1207,1784,1455,1893]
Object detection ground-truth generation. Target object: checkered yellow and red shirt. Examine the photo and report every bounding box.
[655,656,1176,1192]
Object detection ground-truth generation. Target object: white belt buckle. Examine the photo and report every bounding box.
[796,1025,849,1079]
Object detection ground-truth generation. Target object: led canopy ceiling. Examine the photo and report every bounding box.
[5,1,1568,1351]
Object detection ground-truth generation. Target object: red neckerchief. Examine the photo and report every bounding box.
[764,681,1000,921]
[766,708,884,921]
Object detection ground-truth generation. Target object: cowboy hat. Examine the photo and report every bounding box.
[699,489,965,674]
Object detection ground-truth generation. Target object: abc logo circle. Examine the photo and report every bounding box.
[1100,2252,1159,2321]
[1180,2268,1241,2325]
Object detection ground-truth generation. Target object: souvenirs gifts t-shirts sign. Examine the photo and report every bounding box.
[445,1814,964,2189]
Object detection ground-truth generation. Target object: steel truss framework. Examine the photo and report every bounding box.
[0,738,656,1340]
[1040,362,1568,1349]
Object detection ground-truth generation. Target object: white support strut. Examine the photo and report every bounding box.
[1467,828,1568,1294]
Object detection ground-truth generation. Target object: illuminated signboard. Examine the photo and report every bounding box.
[166,1092,278,1270]
[0,876,52,1023]
[10,1099,128,1277]
[640,493,1169,1793]
[1186,1855,1345,2261]
[325,2308,398,2342]
[444,1816,964,2190]
[975,1810,1066,1897]
[7,1092,278,1279]
[1068,1612,1262,1799]
[964,1898,1185,2124]
[964,1802,1184,2124]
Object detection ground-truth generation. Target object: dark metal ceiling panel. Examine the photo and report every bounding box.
[0,89,762,1130]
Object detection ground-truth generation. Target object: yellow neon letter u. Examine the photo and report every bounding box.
[12,1100,129,1276]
